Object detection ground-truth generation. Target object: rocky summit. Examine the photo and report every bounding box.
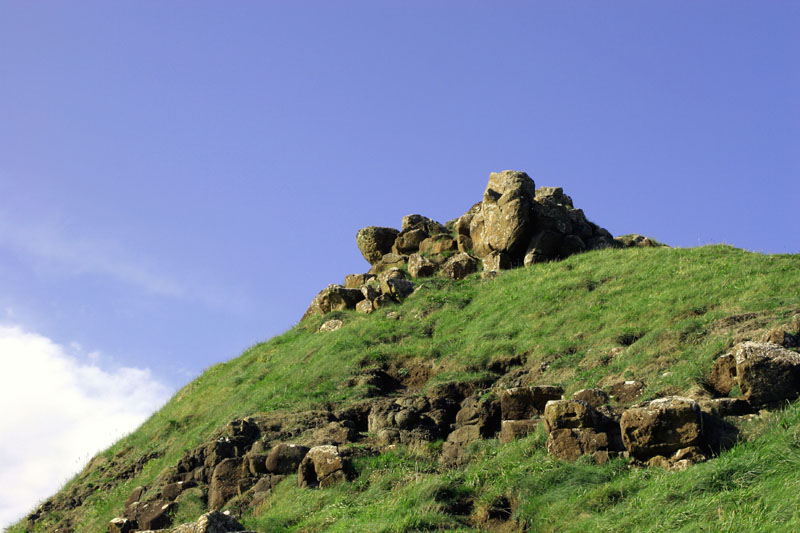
[15,171,800,532]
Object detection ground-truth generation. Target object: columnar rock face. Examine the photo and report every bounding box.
[620,397,702,459]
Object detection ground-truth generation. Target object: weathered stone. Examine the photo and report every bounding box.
[369,252,408,274]
[377,267,406,283]
[609,380,645,403]
[530,386,564,411]
[401,214,447,235]
[302,285,364,320]
[547,428,609,461]
[161,481,195,501]
[447,424,483,445]
[344,273,374,289]
[500,388,535,420]
[543,400,595,432]
[764,327,800,348]
[440,252,479,280]
[133,499,176,530]
[319,319,343,333]
[469,170,536,259]
[482,250,511,272]
[246,452,268,476]
[616,234,663,248]
[572,388,609,408]
[523,229,563,266]
[558,234,586,257]
[109,517,136,533]
[372,294,395,309]
[356,226,400,265]
[381,278,415,301]
[265,444,310,475]
[392,228,429,255]
[356,299,374,314]
[208,458,253,510]
[170,510,250,533]
[734,341,800,406]
[297,445,346,488]
[697,397,750,418]
[709,354,737,396]
[125,486,147,509]
[499,419,539,443]
[419,234,458,256]
[408,253,437,278]
[535,186,573,207]
[620,397,702,459]
[312,421,358,446]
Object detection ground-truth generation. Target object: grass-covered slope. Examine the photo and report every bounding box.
[16,245,800,532]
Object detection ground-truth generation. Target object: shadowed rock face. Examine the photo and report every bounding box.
[620,397,702,459]
[734,341,800,406]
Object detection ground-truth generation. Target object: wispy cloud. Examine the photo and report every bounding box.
[0,215,250,312]
[0,324,173,529]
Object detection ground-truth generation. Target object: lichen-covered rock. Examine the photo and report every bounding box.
[620,397,702,459]
[543,399,595,432]
[734,341,800,406]
[208,458,253,510]
[609,380,646,403]
[482,250,511,272]
[401,214,447,235]
[265,444,310,475]
[547,428,609,461]
[440,252,479,280]
[419,234,458,256]
[170,510,251,533]
[615,234,664,248]
[470,170,537,259]
[297,445,346,488]
[709,353,737,396]
[319,319,343,333]
[356,226,400,264]
[408,253,437,278]
[572,388,609,408]
[392,228,429,255]
[344,273,374,289]
[499,419,539,443]
[356,299,374,314]
[380,277,415,301]
[302,284,364,320]
[763,327,800,348]
[108,517,136,533]
[368,252,408,274]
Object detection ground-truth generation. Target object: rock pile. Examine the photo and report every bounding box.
[303,170,663,322]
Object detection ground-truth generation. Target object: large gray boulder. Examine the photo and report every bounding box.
[469,170,537,259]
[620,397,702,459]
[356,226,400,264]
[733,341,800,406]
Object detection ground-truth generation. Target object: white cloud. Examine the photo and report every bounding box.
[0,324,172,530]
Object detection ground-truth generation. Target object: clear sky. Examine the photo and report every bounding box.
[0,1,798,527]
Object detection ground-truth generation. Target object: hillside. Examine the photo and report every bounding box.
[14,173,800,532]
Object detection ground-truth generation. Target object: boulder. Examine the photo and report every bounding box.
[170,510,251,533]
[356,226,400,264]
[302,285,364,320]
[482,250,511,272]
[356,299,374,314]
[161,481,195,501]
[608,380,645,403]
[615,234,663,248]
[709,353,737,396]
[440,252,479,280]
[469,170,536,259]
[620,397,702,459]
[500,388,535,420]
[734,341,800,406]
[245,452,268,476]
[402,214,447,235]
[266,444,310,475]
[454,395,501,436]
[499,419,539,443]
[543,400,595,432]
[319,319,343,333]
[130,499,176,530]
[344,273,375,289]
[108,517,136,533]
[572,388,609,408]
[125,486,147,508]
[523,230,563,266]
[534,186,573,207]
[764,327,800,348]
[530,386,564,412]
[312,421,358,446]
[392,228,429,255]
[208,458,253,510]
[297,445,347,488]
[419,234,458,256]
[381,278,415,301]
[369,252,408,274]
[547,428,609,462]
[408,253,437,278]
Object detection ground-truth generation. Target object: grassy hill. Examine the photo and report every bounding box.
[14,244,800,532]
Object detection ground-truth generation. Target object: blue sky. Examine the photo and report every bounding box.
[0,2,798,526]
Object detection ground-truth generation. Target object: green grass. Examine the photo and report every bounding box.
[14,245,800,532]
